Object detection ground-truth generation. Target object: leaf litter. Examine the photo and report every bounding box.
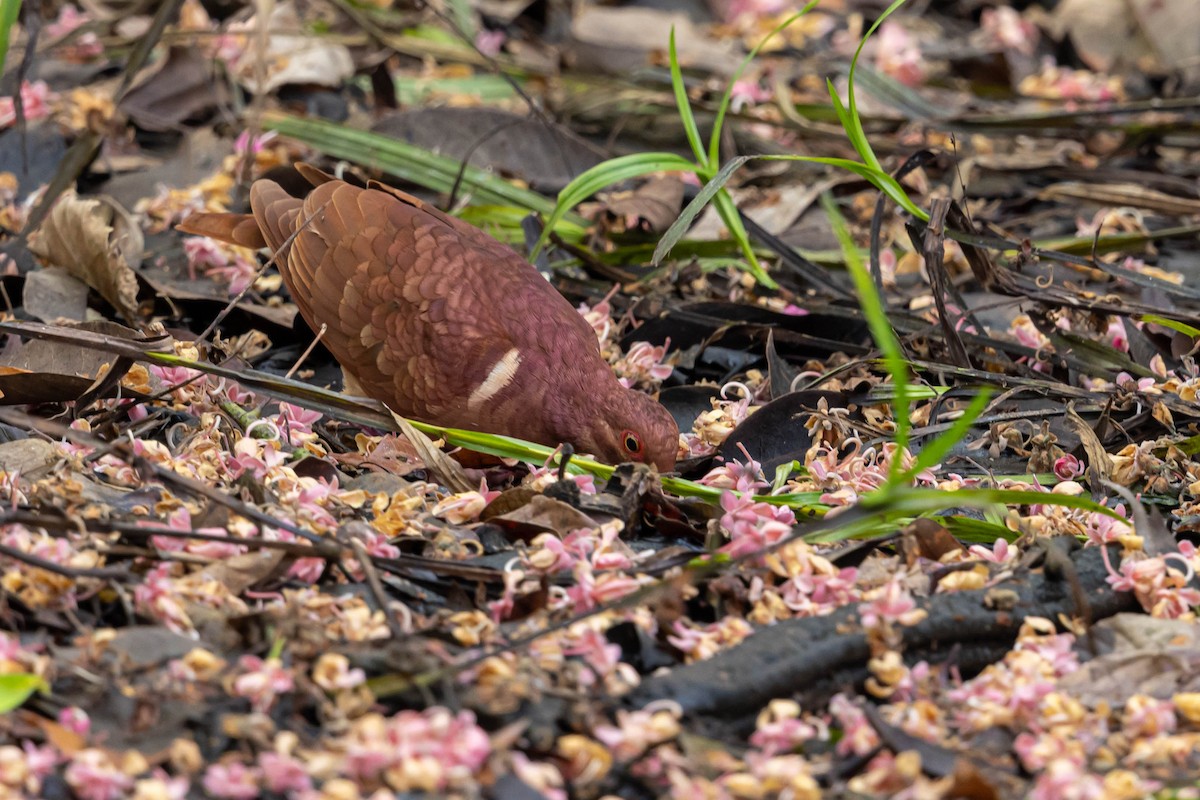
[0,0,1197,799]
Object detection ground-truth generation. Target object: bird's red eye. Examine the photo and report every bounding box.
[622,430,643,457]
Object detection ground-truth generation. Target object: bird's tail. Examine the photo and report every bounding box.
[175,211,268,250]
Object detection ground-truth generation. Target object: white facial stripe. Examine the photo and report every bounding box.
[468,348,521,410]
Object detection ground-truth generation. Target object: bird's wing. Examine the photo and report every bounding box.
[175,211,268,249]
[252,179,598,429]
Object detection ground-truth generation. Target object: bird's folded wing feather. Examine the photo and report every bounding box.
[175,212,267,249]
[250,180,599,427]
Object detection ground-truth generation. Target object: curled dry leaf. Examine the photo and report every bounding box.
[0,320,149,405]
[28,189,142,322]
[22,267,89,323]
[227,3,354,94]
[389,412,476,493]
[600,176,685,234]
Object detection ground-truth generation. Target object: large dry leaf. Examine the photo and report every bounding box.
[228,3,354,94]
[601,176,685,234]
[372,108,606,193]
[569,7,740,76]
[0,320,149,404]
[490,494,601,537]
[390,413,476,493]
[1059,614,1200,705]
[28,189,142,322]
[119,46,230,132]
[0,439,60,479]
[1051,0,1200,82]
[22,267,89,323]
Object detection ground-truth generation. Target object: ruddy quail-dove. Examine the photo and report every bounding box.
[178,165,679,471]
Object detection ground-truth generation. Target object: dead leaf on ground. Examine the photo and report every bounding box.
[22,267,89,323]
[600,176,686,234]
[490,494,602,539]
[390,413,476,493]
[1050,0,1200,83]
[119,46,231,132]
[28,190,143,322]
[1060,613,1200,705]
[227,3,354,94]
[0,439,60,480]
[0,320,152,405]
[372,108,607,193]
[200,548,289,596]
[569,7,741,76]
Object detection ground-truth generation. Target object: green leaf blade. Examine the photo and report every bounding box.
[0,673,46,715]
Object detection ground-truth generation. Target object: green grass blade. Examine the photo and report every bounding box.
[653,155,751,265]
[822,192,911,472]
[799,155,927,219]
[898,388,992,483]
[806,485,1129,543]
[838,0,911,173]
[668,27,708,167]
[531,151,698,258]
[0,673,46,714]
[668,150,929,223]
[938,514,1017,544]
[825,78,860,148]
[707,3,819,168]
[457,204,588,245]
[0,0,20,76]
[1140,314,1200,339]
[262,113,579,223]
[656,152,927,278]
[711,188,777,288]
[870,486,1128,521]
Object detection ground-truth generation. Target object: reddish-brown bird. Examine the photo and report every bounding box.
[178,166,679,471]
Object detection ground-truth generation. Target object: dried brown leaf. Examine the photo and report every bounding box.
[492,494,601,538]
[0,439,60,480]
[203,549,289,596]
[22,267,89,323]
[1064,403,1114,489]
[389,413,475,493]
[28,189,142,322]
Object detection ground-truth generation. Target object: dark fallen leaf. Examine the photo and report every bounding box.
[291,457,345,485]
[898,518,964,564]
[22,267,89,322]
[0,320,147,405]
[622,301,870,358]
[0,124,68,201]
[372,107,607,193]
[862,701,960,777]
[489,494,601,540]
[658,385,721,441]
[719,390,857,475]
[606,620,677,674]
[602,176,685,234]
[765,330,798,401]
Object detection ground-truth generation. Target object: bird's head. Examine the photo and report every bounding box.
[578,387,679,472]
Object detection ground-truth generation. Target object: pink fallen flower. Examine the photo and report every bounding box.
[202,762,261,800]
[0,81,54,128]
[63,750,133,800]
